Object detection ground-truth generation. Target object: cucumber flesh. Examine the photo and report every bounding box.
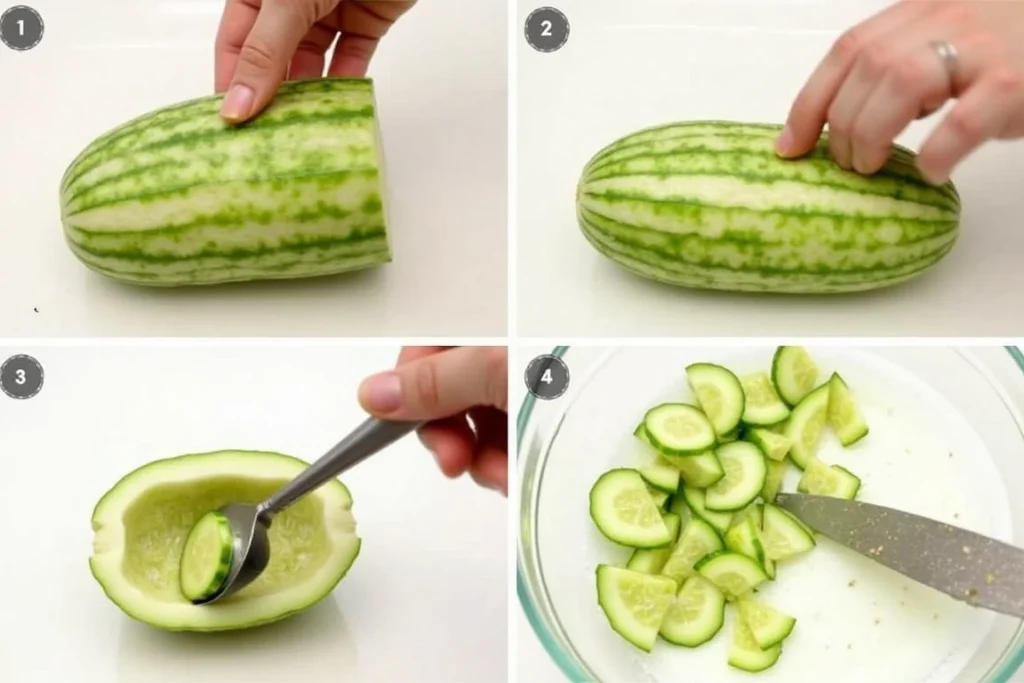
[705,441,767,512]
[736,598,797,650]
[783,383,830,469]
[643,404,717,456]
[761,503,816,561]
[771,346,819,407]
[718,428,740,443]
[661,451,725,489]
[659,575,726,647]
[744,427,792,462]
[179,510,234,603]
[682,486,734,534]
[827,372,870,446]
[686,362,745,438]
[760,458,787,504]
[695,550,769,601]
[627,513,683,574]
[728,614,782,672]
[638,464,681,493]
[724,515,767,568]
[596,565,678,652]
[797,456,862,500]
[740,372,791,426]
[660,517,724,584]
[589,469,673,548]
[648,487,670,510]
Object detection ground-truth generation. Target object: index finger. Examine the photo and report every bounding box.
[396,346,454,367]
[778,1,924,157]
[214,0,259,93]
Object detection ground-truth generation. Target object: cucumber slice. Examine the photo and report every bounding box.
[695,550,769,600]
[761,503,816,561]
[760,459,787,503]
[660,517,724,584]
[685,362,745,437]
[681,486,734,534]
[705,441,767,512]
[666,493,692,524]
[643,404,717,456]
[724,515,767,568]
[661,451,725,489]
[638,465,680,494]
[596,565,678,652]
[627,513,683,574]
[179,510,234,603]
[589,469,673,548]
[659,575,726,647]
[771,346,819,407]
[797,456,862,500]
[744,427,792,462]
[740,372,791,426]
[728,614,782,672]
[736,598,797,650]
[783,383,830,469]
[648,488,670,510]
[827,372,870,446]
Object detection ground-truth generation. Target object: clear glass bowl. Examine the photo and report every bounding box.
[518,346,1024,683]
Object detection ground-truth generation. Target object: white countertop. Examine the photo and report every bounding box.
[0,0,507,337]
[0,342,507,682]
[516,0,1024,337]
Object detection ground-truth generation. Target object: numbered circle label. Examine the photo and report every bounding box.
[0,5,44,51]
[524,354,570,401]
[524,7,570,53]
[0,354,44,399]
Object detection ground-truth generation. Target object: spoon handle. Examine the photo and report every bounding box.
[258,417,422,521]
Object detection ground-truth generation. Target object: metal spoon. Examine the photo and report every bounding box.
[190,417,422,605]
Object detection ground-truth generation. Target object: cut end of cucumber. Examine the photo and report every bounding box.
[695,550,769,601]
[686,363,745,437]
[179,510,235,604]
[783,383,830,469]
[798,457,862,500]
[644,404,717,456]
[728,612,783,673]
[596,565,678,652]
[827,372,870,447]
[658,575,726,648]
[761,503,816,562]
[740,372,791,426]
[704,442,767,513]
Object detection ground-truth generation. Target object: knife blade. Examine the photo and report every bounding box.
[774,493,1024,620]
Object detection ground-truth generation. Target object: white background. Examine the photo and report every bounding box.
[517,0,1024,337]
[0,342,507,683]
[0,0,507,337]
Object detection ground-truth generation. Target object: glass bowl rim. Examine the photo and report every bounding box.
[516,345,1024,683]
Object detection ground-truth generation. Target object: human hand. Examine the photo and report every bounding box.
[357,347,508,496]
[214,0,417,123]
[776,0,1024,184]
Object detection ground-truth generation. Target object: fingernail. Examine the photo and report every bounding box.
[359,373,402,413]
[221,84,254,122]
[776,126,794,156]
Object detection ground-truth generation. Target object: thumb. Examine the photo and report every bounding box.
[358,347,508,420]
[220,0,315,123]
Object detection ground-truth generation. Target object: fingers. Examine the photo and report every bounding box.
[417,416,477,479]
[287,23,339,81]
[917,72,1021,184]
[467,407,508,496]
[219,0,330,123]
[214,0,259,93]
[778,0,925,158]
[844,39,953,174]
[358,346,508,421]
[328,1,417,76]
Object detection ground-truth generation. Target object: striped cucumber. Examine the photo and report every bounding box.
[60,78,391,286]
[576,121,960,294]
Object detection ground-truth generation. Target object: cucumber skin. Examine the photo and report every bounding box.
[738,599,797,649]
[61,79,391,287]
[828,372,871,446]
[576,120,960,295]
[704,442,768,512]
[784,383,831,469]
[644,404,717,456]
[596,565,677,653]
[627,513,683,574]
[686,362,745,437]
[694,550,769,600]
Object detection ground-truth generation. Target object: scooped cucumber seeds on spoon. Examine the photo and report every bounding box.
[589,346,868,673]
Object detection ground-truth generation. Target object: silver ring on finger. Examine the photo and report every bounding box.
[929,40,960,87]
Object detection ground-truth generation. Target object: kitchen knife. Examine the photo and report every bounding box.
[774,492,1024,620]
